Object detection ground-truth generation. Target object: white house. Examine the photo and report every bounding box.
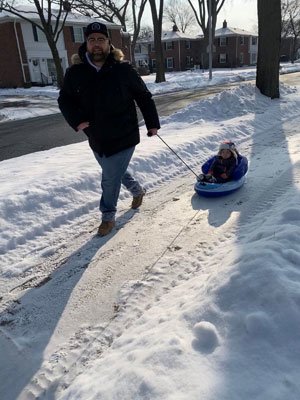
[0,7,127,87]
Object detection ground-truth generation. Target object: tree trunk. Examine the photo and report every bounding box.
[153,25,165,82]
[149,0,166,83]
[291,35,298,62]
[47,37,64,88]
[256,0,281,99]
[201,34,209,69]
[131,41,137,67]
[131,0,148,68]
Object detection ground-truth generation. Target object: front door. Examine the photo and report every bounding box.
[31,58,42,83]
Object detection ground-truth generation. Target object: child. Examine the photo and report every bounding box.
[198,141,238,183]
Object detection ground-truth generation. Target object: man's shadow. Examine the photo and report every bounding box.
[0,209,134,400]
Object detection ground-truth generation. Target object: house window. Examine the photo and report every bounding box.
[32,25,47,42]
[185,41,191,49]
[220,37,227,46]
[166,57,174,68]
[186,55,192,66]
[252,37,257,46]
[135,44,142,53]
[152,59,156,68]
[240,36,245,45]
[251,52,257,64]
[219,53,227,63]
[150,43,155,52]
[166,41,174,50]
[38,30,47,42]
[240,52,244,64]
[73,26,84,43]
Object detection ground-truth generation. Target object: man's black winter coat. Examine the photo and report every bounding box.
[58,51,160,157]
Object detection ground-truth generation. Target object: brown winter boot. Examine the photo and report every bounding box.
[131,190,146,209]
[97,221,115,237]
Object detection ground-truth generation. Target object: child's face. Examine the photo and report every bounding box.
[220,149,232,159]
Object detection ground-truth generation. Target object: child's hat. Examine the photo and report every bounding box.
[218,141,238,161]
[219,141,236,152]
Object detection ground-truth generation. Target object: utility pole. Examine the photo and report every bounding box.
[208,0,213,80]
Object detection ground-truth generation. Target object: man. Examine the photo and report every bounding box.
[58,22,160,237]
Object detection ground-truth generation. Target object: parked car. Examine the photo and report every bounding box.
[280,55,289,62]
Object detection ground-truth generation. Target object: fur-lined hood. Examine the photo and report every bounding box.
[71,43,124,65]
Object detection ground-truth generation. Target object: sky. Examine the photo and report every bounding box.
[1,64,300,400]
[143,0,258,34]
[218,0,257,31]
[14,0,258,34]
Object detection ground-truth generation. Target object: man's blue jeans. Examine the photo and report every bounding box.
[93,147,143,222]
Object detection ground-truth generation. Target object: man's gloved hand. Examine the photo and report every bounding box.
[147,128,158,137]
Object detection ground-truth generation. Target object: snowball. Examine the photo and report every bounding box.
[192,321,220,353]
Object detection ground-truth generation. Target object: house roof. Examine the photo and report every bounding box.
[138,23,257,44]
[139,30,197,43]
[0,7,121,30]
[215,26,257,37]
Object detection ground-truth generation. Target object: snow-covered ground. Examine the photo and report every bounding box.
[1,65,300,400]
[1,63,299,123]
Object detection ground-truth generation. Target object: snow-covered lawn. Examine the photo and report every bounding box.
[1,66,300,399]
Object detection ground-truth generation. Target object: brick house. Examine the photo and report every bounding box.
[280,36,300,61]
[0,9,130,88]
[213,20,258,68]
[137,25,204,72]
[137,21,258,72]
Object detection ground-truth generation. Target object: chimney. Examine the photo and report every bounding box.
[63,1,71,12]
[172,24,179,32]
[223,20,227,29]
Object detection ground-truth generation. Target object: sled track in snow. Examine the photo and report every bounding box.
[238,162,300,229]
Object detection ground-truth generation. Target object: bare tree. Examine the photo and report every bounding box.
[256,0,281,98]
[187,0,226,67]
[282,0,300,62]
[0,0,73,88]
[149,0,165,82]
[129,0,148,66]
[164,0,195,33]
[73,0,148,65]
[73,0,130,31]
